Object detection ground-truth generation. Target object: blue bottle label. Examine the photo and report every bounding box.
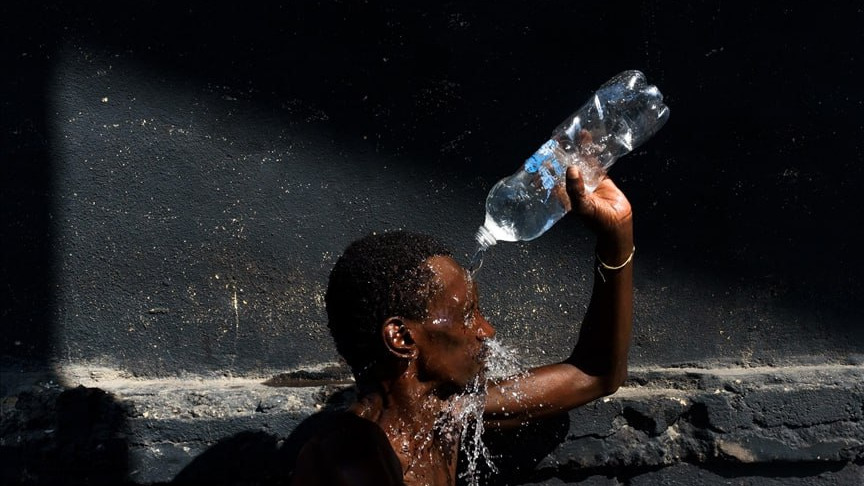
[524,139,565,200]
[524,139,556,173]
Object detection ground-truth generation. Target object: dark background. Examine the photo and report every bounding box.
[3,1,863,376]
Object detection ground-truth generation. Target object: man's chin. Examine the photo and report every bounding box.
[435,371,484,398]
[462,367,487,394]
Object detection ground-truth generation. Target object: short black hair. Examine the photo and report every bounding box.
[325,231,452,380]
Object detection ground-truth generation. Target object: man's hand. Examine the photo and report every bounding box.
[565,165,633,240]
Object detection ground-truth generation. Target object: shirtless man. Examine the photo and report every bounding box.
[287,165,634,485]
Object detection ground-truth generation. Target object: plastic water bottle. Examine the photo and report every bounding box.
[474,70,669,251]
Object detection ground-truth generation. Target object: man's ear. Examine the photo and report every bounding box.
[382,317,417,359]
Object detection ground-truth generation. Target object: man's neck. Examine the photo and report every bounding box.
[350,375,461,484]
[351,374,444,431]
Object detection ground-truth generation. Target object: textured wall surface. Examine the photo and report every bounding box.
[2,365,862,485]
[3,1,863,484]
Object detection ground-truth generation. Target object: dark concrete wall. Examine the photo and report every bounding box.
[5,1,863,376]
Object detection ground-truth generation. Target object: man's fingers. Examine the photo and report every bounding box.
[565,165,585,199]
[566,165,596,218]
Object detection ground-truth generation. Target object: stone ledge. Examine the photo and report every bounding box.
[538,368,864,475]
[477,365,864,484]
[2,364,863,485]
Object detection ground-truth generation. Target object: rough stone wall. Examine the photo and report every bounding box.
[3,365,862,485]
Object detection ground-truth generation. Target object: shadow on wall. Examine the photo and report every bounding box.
[0,386,130,486]
[2,5,57,370]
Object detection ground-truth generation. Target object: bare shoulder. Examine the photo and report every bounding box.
[284,411,404,486]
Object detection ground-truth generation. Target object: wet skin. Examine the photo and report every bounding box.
[408,255,495,394]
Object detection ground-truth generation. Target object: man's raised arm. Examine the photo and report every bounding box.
[484,165,634,427]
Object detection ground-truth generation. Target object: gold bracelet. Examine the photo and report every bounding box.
[596,246,635,283]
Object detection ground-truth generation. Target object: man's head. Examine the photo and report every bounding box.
[325,231,453,380]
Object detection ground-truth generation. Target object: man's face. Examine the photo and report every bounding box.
[410,255,496,391]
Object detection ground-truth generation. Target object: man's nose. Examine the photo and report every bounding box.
[477,314,495,340]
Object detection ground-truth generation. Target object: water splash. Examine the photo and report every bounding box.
[484,338,527,380]
[433,339,529,485]
[442,375,495,486]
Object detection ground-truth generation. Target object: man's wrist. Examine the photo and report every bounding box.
[595,245,635,282]
[595,219,634,264]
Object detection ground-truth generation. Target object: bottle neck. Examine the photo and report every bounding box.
[475,225,497,250]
